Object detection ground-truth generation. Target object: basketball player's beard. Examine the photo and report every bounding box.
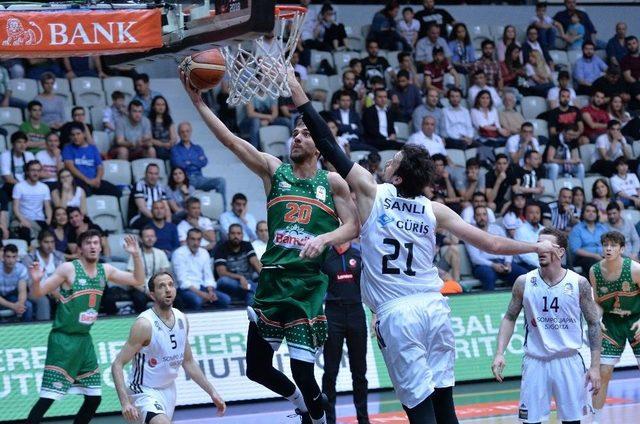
[157,299,173,310]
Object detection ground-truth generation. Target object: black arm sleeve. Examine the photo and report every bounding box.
[297,101,354,179]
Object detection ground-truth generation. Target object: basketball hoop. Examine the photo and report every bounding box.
[223,5,307,106]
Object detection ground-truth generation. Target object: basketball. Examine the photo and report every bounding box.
[180,48,226,91]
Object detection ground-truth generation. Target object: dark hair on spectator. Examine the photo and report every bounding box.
[229,223,243,233]
[625,35,638,43]
[51,207,69,228]
[582,40,595,50]
[558,87,571,97]
[10,131,27,144]
[3,244,18,255]
[134,73,150,83]
[149,95,173,129]
[72,106,85,116]
[45,132,58,142]
[256,220,267,228]
[27,100,42,111]
[402,6,413,14]
[540,227,567,251]
[525,201,541,213]
[373,87,387,96]
[495,153,509,162]
[521,122,534,131]
[592,89,605,98]
[68,121,85,133]
[472,205,488,217]
[506,193,527,215]
[185,197,200,208]
[40,72,55,84]
[141,225,157,235]
[601,231,626,247]
[431,153,446,164]
[481,39,495,49]
[606,201,621,212]
[502,25,517,43]
[394,145,435,198]
[169,167,190,190]
[607,119,621,129]
[78,229,102,246]
[128,99,144,112]
[232,193,247,203]
[111,90,125,100]
[473,89,494,109]
[448,87,463,97]
[148,271,175,292]
[366,38,379,48]
[591,178,612,200]
[397,51,411,62]
[524,149,539,162]
[526,25,539,35]
[25,160,41,172]
[338,90,352,99]
[370,76,385,86]
[367,151,381,164]
[145,163,160,174]
[186,227,203,239]
[614,156,628,167]
[536,1,548,9]
[449,23,471,44]
[473,70,486,78]
[580,202,599,220]
[466,158,481,169]
[57,168,76,190]
[504,44,522,71]
[397,69,410,80]
[472,191,487,201]
[342,69,355,79]
[348,58,361,68]
[38,229,55,243]
[382,0,399,14]
[563,122,580,132]
[425,22,440,33]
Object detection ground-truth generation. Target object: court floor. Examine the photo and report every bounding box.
[60,369,639,423]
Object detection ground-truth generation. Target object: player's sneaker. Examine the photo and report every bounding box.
[293,393,329,424]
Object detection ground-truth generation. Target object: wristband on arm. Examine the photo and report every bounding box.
[297,101,354,179]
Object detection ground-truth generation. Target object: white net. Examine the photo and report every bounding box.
[223,6,306,106]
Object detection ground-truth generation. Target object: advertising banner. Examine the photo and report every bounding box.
[1,293,636,421]
[0,9,162,58]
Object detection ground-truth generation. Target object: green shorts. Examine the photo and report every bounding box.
[250,268,328,363]
[601,313,640,365]
[40,331,101,400]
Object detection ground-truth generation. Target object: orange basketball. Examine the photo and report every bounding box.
[180,49,226,91]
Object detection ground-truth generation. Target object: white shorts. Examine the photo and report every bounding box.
[127,383,177,423]
[519,353,592,423]
[374,292,455,408]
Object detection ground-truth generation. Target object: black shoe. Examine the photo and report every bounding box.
[294,393,329,423]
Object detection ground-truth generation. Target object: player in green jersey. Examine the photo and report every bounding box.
[26,230,145,423]
[590,230,640,424]
[181,72,358,424]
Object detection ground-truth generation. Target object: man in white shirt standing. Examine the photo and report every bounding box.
[172,228,231,310]
[442,87,476,149]
[467,71,502,109]
[407,116,446,156]
[610,157,640,209]
[177,197,217,253]
[219,193,257,242]
[547,71,577,109]
[506,122,541,166]
[12,160,51,243]
[35,132,63,191]
[514,203,545,271]
[252,220,268,260]
[1,131,35,198]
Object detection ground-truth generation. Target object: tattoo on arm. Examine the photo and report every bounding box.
[579,278,602,350]
[505,278,525,321]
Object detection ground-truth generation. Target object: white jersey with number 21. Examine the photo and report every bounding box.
[360,183,442,312]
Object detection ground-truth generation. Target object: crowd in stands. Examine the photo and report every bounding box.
[1,0,640,322]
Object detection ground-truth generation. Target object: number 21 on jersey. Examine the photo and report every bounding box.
[381,238,415,276]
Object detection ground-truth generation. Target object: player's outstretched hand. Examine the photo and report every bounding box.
[29,261,44,285]
[178,69,203,105]
[586,366,601,395]
[122,402,139,422]
[211,391,227,416]
[123,235,141,256]
[535,240,562,260]
[491,353,506,382]
[300,235,327,259]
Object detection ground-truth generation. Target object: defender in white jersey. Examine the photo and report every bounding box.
[112,272,226,423]
[492,228,602,424]
[287,68,563,424]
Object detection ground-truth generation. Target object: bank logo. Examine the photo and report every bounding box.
[378,214,393,226]
[273,224,314,250]
[79,308,98,325]
[2,18,43,47]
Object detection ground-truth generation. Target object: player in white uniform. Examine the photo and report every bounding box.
[111,272,226,423]
[492,228,602,424]
[286,69,562,423]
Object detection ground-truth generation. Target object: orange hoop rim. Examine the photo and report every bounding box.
[275,5,308,20]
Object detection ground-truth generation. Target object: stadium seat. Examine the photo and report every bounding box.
[554,177,582,193]
[71,77,106,107]
[378,150,398,165]
[310,50,334,71]
[575,95,590,107]
[259,125,290,157]
[633,140,640,157]
[333,51,362,72]
[539,178,556,202]
[530,119,549,140]
[583,176,604,202]
[103,77,135,103]
[622,209,640,226]
[394,122,410,141]
[0,134,6,152]
[384,51,400,69]
[311,101,325,112]
[549,50,569,69]
[350,151,369,162]
[87,195,123,233]
[469,24,491,41]
[108,233,129,262]
[8,79,38,103]
[0,107,22,137]
[92,130,111,155]
[445,244,482,292]
[306,74,330,95]
[521,96,547,120]
[2,239,28,257]
[464,148,478,160]
[119,192,130,228]
[594,49,607,62]
[131,158,168,185]
[89,105,105,131]
[193,190,224,221]
[360,24,371,40]
[448,149,466,167]
[102,160,132,187]
[579,144,595,171]
[567,50,582,64]
[490,25,505,39]
[328,74,342,95]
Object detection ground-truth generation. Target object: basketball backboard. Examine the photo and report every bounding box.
[104,0,276,68]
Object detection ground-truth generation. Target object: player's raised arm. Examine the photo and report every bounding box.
[287,67,377,201]
[492,275,525,382]
[433,202,562,257]
[29,261,70,298]
[105,235,145,288]
[578,277,602,395]
[300,173,360,259]
[111,318,152,423]
[182,318,226,416]
[179,70,281,190]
